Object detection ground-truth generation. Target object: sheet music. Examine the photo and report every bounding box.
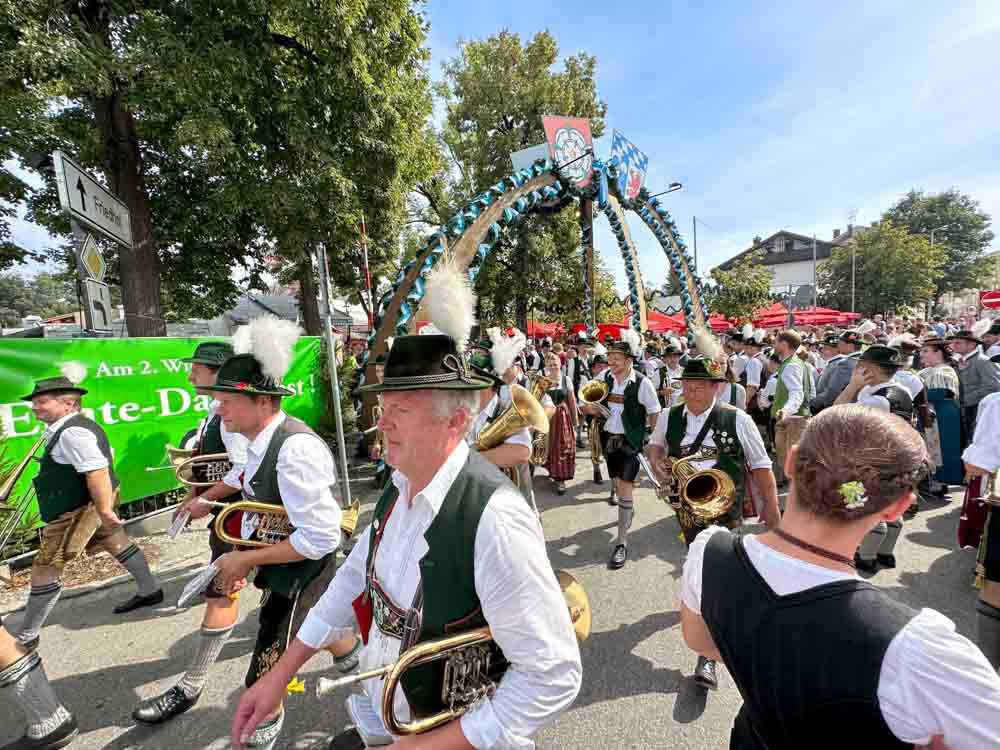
[177,563,219,608]
[166,509,190,539]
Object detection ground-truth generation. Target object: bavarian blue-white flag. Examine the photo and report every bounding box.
[609,130,649,201]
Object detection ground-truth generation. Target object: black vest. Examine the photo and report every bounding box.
[197,412,226,455]
[33,414,119,523]
[702,531,914,750]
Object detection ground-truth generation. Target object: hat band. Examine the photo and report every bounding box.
[382,353,477,388]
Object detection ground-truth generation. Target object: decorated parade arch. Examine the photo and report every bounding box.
[363,120,710,374]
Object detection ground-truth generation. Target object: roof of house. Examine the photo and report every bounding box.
[716,230,836,271]
[224,293,299,324]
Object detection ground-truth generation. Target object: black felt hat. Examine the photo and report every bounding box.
[858,345,902,369]
[948,329,983,345]
[199,353,295,397]
[663,342,682,355]
[679,356,727,382]
[182,341,234,367]
[839,330,864,346]
[591,354,608,366]
[358,335,492,394]
[821,334,841,348]
[20,376,87,401]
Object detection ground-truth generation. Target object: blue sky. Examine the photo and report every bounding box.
[9,0,1000,300]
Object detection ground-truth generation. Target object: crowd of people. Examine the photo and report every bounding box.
[5,259,1000,750]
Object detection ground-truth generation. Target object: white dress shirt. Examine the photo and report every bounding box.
[655,365,685,408]
[777,356,805,415]
[603,369,661,435]
[649,399,771,470]
[729,352,749,380]
[893,370,925,401]
[718,382,747,411]
[241,412,342,561]
[756,373,779,410]
[682,526,1000,750]
[184,400,248,488]
[469,394,531,448]
[963,392,1000,471]
[856,382,907,413]
[297,441,582,749]
[44,412,108,472]
[643,357,663,379]
[743,357,764,390]
[987,343,1000,359]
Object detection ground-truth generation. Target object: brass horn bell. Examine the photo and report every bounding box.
[474,384,549,452]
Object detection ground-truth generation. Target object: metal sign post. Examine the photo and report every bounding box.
[315,244,353,508]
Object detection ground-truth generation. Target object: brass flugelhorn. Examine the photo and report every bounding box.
[316,571,591,735]
[210,497,361,546]
[474,384,548,452]
[174,452,232,488]
[578,378,611,419]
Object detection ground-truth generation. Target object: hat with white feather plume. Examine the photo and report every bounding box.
[21,362,90,401]
[948,318,992,345]
[840,319,876,346]
[608,327,642,359]
[200,315,301,396]
[359,258,492,394]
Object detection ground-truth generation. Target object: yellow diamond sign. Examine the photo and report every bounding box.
[79,234,106,281]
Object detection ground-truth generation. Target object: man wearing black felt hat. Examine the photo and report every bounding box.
[948,321,1000,443]
[10,363,164,660]
[231,260,581,750]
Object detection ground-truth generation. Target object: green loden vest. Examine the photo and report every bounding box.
[600,369,650,450]
[772,356,812,418]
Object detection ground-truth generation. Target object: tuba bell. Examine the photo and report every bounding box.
[474,384,548,452]
[664,454,737,543]
[578,378,611,419]
[528,375,554,466]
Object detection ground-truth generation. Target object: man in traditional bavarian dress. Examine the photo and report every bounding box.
[771,330,812,488]
[0,617,77,749]
[579,328,661,570]
[11,364,163,652]
[648,352,779,691]
[230,261,581,750]
[655,339,684,409]
[133,318,357,749]
[564,335,590,448]
[810,328,864,413]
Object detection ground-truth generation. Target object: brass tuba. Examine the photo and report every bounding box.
[665,454,737,543]
[315,570,591,735]
[528,375,554,466]
[474,384,548,452]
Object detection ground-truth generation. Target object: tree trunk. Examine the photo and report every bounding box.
[515,244,528,331]
[82,1,165,336]
[298,256,321,336]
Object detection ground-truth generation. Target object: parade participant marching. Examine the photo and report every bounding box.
[0,617,77,750]
[728,325,751,383]
[565,337,590,447]
[579,328,661,570]
[717,361,747,411]
[584,351,610,485]
[834,346,914,573]
[680,405,1000,750]
[133,317,356,749]
[948,321,1000,445]
[648,332,779,691]
[919,338,963,488]
[543,351,578,495]
[741,330,767,410]
[655,339,684,409]
[230,259,582,750]
[962,391,1000,669]
[809,325,869,413]
[771,330,812,488]
[11,365,163,651]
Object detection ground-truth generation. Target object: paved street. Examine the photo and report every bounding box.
[0,456,979,750]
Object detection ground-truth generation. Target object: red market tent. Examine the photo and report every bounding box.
[621,311,732,334]
[526,320,565,338]
[752,303,860,328]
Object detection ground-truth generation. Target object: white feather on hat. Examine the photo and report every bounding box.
[59,362,87,385]
[692,326,723,362]
[592,340,608,357]
[233,315,302,382]
[488,327,526,376]
[619,328,642,358]
[741,323,754,340]
[752,329,767,345]
[888,333,917,350]
[853,320,877,337]
[972,318,992,339]
[424,257,477,353]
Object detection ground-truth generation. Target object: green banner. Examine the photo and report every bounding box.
[0,337,326,511]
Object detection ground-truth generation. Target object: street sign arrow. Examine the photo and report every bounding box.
[53,150,133,248]
[76,177,87,211]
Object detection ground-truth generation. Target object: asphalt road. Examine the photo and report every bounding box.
[0,456,980,750]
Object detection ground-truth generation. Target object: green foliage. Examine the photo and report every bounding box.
[818,221,946,316]
[432,31,607,328]
[708,251,773,323]
[0,271,77,326]
[882,189,994,301]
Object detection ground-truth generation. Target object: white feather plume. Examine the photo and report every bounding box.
[59,361,87,385]
[424,258,476,353]
[752,329,767,344]
[692,326,722,362]
[488,327,526,375]
[418,324,442,336]
[619,328,642,358]
[972,318,992,339]
[854,320,877,336]
[593,341,608,357]
[385,336,395,351]
[888,333,917,349]
[232,315,301,382]
[741,323,754,339]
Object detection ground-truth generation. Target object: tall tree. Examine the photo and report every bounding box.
[818,221,946,316]
[1,0,435,334]
[882,189,994,305]
[707,251,773,323]
[433,31,607,329]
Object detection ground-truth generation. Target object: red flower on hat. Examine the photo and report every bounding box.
[707,361,724,377]
[234,382,256,392]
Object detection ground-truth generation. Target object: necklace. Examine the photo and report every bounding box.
[771,527,856,569]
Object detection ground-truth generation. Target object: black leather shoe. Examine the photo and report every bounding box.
[329,729,365,750]
[132,686,199,724]
[877,553,897,569]
[114,589,164,614]
[593,467,604,484]
[1,713,78,750]
[17,636,39,652]
[608,544,627,569]
[555,481,566,495]
[854,553,878,574]
[694,656,718,690]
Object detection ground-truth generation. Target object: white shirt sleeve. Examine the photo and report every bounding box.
[679,526,727,614]
[757,375,777,409]
[296,523,370,648]
[504,426,532,448]
[221,423,248,489]
[733,384,747,411]
[780,360,804,415]
[540,393,555,409]
[877,608,1000,749]
[58,427,109,472]
[735,409,771,470]
[460,487,582,749]
[745,359,763,389]
[649,408,670,447]
[638,375,662,416]
[857,391,892,412]
[276,434,343,560]
[963,392,1000,471]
